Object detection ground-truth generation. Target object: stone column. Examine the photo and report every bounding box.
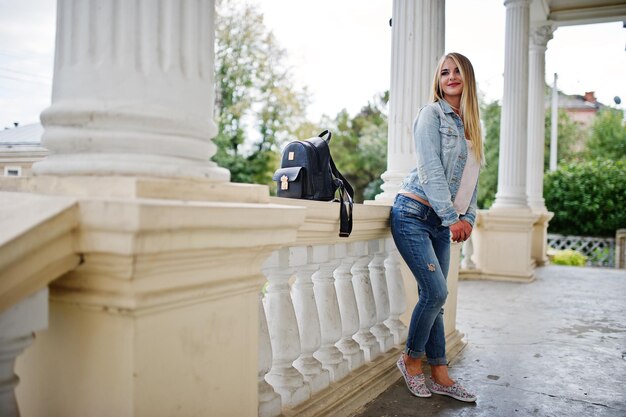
[33,0,229,181]
[472,0,540,282]
[375,0,445,202]
[527,24,554,212]
[492,0,532,210]
[527,24,556,266]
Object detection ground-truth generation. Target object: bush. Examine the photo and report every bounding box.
[544,159,626,237]
[551,249,587,266]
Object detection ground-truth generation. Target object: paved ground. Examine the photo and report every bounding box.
[355,265,626,417]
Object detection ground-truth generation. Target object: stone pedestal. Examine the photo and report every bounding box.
[472,209,540,282]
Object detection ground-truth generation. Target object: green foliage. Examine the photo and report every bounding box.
[477,101,500,209]
[544,109,589,167]
[544,159,626,237]
[585,109,626,161]
[321,93,389,203]
[551,249,587,266]
[213,2,308,187]
[478,100,590,209]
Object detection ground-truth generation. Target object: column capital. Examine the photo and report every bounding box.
[530,24,555,48]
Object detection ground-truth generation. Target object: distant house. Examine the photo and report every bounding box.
[0,123,48,176]
[554,91,606,128]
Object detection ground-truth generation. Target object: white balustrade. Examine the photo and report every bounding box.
[368,240,395,353]
[291,247,330,395]
[262,249,311,408]
[461,236,477,270]
[311,248,349,382]
[333,243,366,371]
[351,250,381,362]
[383,239,408,344]
[0,289,48,417]
[258,293,281,417]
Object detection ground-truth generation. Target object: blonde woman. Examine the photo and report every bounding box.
[391,52,482,402]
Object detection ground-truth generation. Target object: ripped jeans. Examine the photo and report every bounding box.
[390,194,450,365]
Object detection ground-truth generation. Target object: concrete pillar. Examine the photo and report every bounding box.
[527,24,556,266]
[375,0,445,202]
[33,0,229,181]
[492,0,532,210]
[472,0,540,282]
[527,24,554,212]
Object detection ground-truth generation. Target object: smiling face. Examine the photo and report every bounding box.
[439,57,464,102]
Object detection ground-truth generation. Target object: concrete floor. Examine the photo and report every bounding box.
[355,265,626,417]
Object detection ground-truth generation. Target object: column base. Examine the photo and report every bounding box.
[471,208,540,282]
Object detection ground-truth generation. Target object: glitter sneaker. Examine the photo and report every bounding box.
[429,378,477,402]
[396,355,431,397]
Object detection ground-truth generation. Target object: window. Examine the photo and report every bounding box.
[4,166,22,176]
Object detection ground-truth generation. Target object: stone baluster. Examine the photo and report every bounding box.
[383,239,408,344]
[368,239,395,353]
[262,249,310,407]
[258,293,281,417]
[461,237,476,270]
[311,247,349,382]
[351,244,381,362]
[291,247,330,395]
[0,289,47,417]
[333,243,365,370]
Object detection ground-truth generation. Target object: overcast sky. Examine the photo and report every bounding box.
[1,0,624,129]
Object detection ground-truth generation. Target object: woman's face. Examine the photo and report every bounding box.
[439,58,463,101]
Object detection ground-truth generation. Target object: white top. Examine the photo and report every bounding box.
[453,141,480,215]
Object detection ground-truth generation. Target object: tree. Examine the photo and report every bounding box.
[544,159,626,237]
[321,92,389,203]
[544,109,588,168]
[477,100,500,209]
[585,108,626,161]
[213,1,308,186]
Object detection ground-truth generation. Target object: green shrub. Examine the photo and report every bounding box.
[544,159,626,237]
[551,249,587,266]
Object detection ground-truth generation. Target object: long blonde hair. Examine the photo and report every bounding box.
[431,52,483,164]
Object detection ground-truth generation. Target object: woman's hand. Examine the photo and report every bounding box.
[450,220,473,242]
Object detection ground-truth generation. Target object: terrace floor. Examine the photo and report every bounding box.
[355,265,626,417]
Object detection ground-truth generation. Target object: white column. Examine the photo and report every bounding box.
[311,249,349,382]
[492,0,532,209]
[258,294,281,417]
[376,0,445,202]
[33,0,229,180]
[0,289,47,417]
[291,247,330,395]
[367,240,395,353]
[262,250,310,407]
[527,24,554,211]
[333,244,365,371]
[383,240,408,344]
[350,252,381,362]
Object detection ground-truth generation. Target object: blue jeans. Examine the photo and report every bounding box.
[390,194,450,365]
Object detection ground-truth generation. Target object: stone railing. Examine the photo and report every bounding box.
[259,198,465,417]
[1,179,464,417]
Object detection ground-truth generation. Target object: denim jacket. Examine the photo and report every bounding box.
[400,99,478,227]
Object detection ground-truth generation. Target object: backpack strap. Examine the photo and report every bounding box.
[329,152,354,238]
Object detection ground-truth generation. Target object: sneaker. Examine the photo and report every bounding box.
[396,355,431,397]
[429,378,477,402]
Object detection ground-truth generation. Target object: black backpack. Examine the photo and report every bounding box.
[272,130,354,237]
